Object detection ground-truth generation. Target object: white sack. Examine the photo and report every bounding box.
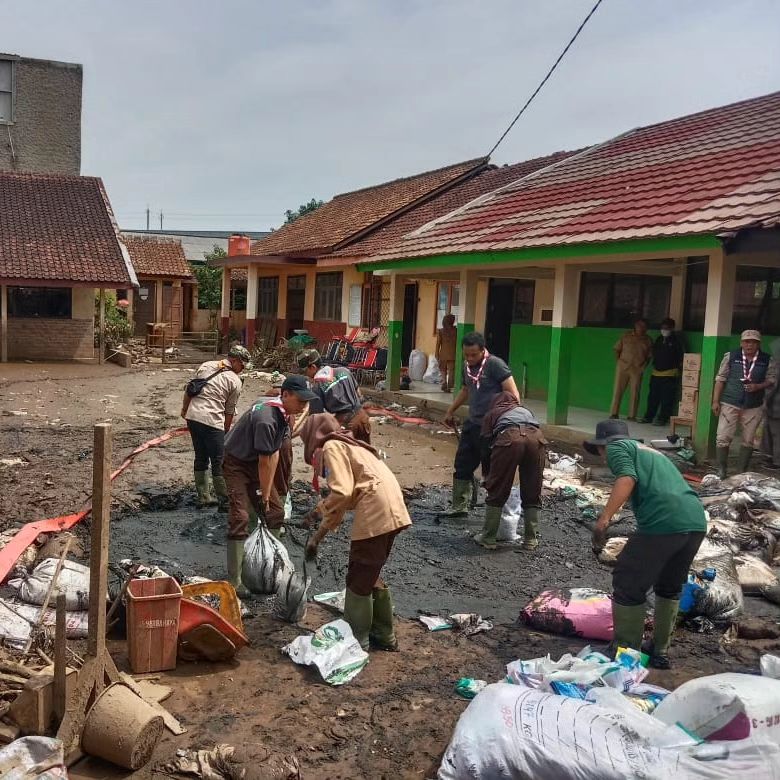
[734,553,779,593]
[242,524,292,594]
[0,598,88,650]
[9,558,91,611]
[422,355,442,384]
[497,487,522,542]
[0,737,67,780]
[407,350,427,381]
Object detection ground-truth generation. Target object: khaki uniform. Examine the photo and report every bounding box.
[610,332,652,418]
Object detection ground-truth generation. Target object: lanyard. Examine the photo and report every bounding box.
[465,350,490,389]
[742,351,758,382]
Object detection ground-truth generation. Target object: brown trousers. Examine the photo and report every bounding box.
[610,363,645,418]
[336,407,372,444]
[439,359,455,391]
[223,438,292,539]
[346,530,401,596]
[484,426,546,509]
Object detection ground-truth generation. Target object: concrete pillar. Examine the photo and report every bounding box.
[125,288,134,329]
[245,264,258,348]
[386,273,406,390]
[154,280,164,323]
[453,269,478,392]
[547,264,581,425]
[695,249,736,454]
[220,266,232,343]
[98,289,106,365]
[669,263,686,327]
[1,285,7,363]
[277,273,288,319]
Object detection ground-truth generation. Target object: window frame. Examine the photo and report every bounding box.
[0,57,15,125]
[577,271,672,328]
[434,281,461,333]
[8,286,72,319]
[314,271,343,321]
[257,276,279,318]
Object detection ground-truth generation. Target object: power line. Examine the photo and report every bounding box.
[487,0,606,157]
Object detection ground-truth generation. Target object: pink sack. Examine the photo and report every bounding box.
[521,588,614,641]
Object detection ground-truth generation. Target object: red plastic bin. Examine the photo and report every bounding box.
[126,576,182,673]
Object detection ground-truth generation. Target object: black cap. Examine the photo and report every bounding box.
[583,419,631,455]
[280,374,318,401]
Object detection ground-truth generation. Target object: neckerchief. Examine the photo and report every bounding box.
[252,398,290,422]
[465,350,490,389]
[742,351,759,382]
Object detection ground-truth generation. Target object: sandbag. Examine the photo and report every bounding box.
[521,588,613,641]
[0,598,88,650]
[497,487,522,542]
[0,736,67,779]
[734,554,779,594]
[422,355,442,384]
[654,673,780,745]
[407,349,427,381]
[691,539,743,621]
[242,525,293,594]
[437,682,780,780]
[8,558,92,611]
[273,565,311,624]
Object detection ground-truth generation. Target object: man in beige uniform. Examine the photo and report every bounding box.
[610,319,653,421]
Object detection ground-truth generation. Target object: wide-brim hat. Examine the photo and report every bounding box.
[583,419,632,456]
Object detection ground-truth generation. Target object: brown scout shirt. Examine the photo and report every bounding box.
[614,332,653,369]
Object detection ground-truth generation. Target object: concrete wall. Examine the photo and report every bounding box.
[0,56,82,174]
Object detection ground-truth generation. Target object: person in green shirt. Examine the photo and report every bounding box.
[584,419,707,668]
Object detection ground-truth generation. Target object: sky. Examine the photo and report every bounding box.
[2,0,779,232]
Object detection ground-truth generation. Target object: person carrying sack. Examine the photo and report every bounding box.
[181,345,251,509]
[300,413,411,651]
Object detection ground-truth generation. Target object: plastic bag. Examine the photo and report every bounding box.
[654,673,780,745]
[520,588,613,641]
[598,536,628,565]
[734,553,779,593]
[497,487,522,542]
[761,654,780,680]
[282,619,368,685]
[407,349,427,381]
[0,598,88,650]
[691,539,743,621]
[313,590,345,612]
[273,565,311,624]
[0,736,67,779]
[422,355,442,384]
[284,493,292,522]
[242,525,293,594]
[8,558,91,611]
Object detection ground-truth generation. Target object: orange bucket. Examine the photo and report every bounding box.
[126,576,182,673]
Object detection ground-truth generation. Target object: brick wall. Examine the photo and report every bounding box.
[8,318,94,360]
[0,56,82,174]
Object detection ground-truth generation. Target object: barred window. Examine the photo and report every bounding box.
[314,272,343,321]
[9,287,71,318]
[258,277,279,317]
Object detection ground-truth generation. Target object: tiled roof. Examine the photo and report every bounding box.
[120,233,193,279]
[329,151,578,262]
[0,171,134,285]
[250,158,488,257]
[366,92,780,263]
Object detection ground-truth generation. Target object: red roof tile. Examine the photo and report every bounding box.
[0,171,134,286]
[366,92,780,263]
[121,233,193,279]
[250,158,488,257]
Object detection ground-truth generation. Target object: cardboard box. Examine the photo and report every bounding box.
[678,402,697,419]
[680,387,699,405]
[681,369,700,388]
[683,353,702,371]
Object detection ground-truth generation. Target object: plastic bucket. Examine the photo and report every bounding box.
[127,575,182,673]
[81,683,164,769]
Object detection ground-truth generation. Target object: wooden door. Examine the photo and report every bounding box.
[133,282,156,336]
[163,283,183,337]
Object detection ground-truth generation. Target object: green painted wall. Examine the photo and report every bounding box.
[386,319,403,390]
[509,324,551,399]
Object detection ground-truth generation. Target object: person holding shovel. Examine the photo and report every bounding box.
[585,419,707,668]
[300,413,411,651]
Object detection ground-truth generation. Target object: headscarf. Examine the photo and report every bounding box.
[299,412,379,467]
[480,391,521,438]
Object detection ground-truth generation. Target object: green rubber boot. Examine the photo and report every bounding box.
[716,446,729,479]
[226,539,250,598]
[194,470,217,508]
[212,475,229,513]
[439,478,473,520]
[522,505,540,551]
[737,445,753,475]
[611,601,646,654]
[344,588,373,650]
[474,505,502,550]
[370,586,399,651]
[646,596,680,669]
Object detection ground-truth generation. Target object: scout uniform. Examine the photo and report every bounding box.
[610,329,652,419]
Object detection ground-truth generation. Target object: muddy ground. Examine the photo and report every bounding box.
[1,363,778,779]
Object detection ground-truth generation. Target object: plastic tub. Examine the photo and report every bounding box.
[126,576,182,673]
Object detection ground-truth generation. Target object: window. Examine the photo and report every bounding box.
[361,274,387,329]
[230,287,246,311]
[578,272,671,327]
[0,59,13,123]
[682,257,708,330]
[258,277,279,317]
[314,272,343,321]
[8,287,71,318]
[435,282,460,331]
[732,266,780,335]
[512,280,535,324]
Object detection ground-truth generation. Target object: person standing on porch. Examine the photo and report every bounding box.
[761,339,780,470]
[610,319,652,421]
[712,330,777,478]
[641,318,684,426]
[442,332,520,517]
[436,313,457,392]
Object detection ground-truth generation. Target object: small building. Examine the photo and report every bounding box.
[0,171,137,362]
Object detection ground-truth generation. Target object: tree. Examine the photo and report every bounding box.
[283,198,323,225]
[194,245,226,330]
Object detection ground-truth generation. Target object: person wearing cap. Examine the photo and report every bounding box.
[181,345,251,510]
[712,329,777,478]
[609,319,653,421]
[297,349,372,444]
[221,375,317,595]
[585,419,707,668]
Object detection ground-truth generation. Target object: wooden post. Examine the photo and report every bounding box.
[54,593,67,724]
[88,423,111,661]
[1,284,7,363]
[98,289,106,365]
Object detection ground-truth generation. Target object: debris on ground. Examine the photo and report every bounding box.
[454,678,487,699]
[0,736,67,779]
[418,613,493,635]
[312,590,345,612]
[521,588,614,641]
[158,743,245,779]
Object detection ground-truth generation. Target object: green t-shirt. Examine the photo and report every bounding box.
[606,439,707,535]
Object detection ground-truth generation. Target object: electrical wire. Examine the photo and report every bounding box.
[487,0,606,157]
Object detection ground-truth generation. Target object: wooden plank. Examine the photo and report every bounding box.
[98,289,106,365]
[54,593,67,724]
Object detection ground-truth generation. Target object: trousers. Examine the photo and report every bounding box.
[453,420,483,481]
[346,530,401,596]
[716,403,763,448]
[644,375,678,423]
[187,419,225,476]
[484,426,546,509]
[610,364,644,418]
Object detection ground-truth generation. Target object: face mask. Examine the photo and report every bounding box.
[660,329,671,338]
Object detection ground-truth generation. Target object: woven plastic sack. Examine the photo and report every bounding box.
[521,588,613,641]
[497,487,522,542]
[242,524,292,594]
[691,539,743,621]
[273,561,311,624]
[9,558,91,611]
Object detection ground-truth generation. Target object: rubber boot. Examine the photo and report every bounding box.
[439,478,472,520]
[716,446,729,479]
[194,470,217,508]
[344,588,373,650]
[522,506,540,551]
[369,586,399,651]
[736,445,753,475]
[212,475,229,514]
[645,597,680,669]
[226,539,250,598]
[473,505,501,550]
[611,601,646,654]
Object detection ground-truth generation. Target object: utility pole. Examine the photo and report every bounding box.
[146,206,150,230]
[159,210,163,230]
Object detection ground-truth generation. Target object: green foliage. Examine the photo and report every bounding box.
[194,245,227,329]
[284,198,324,225]
[95,294,132,347]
